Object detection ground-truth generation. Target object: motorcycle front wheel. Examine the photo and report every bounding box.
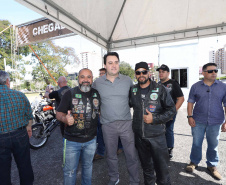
[30,124,48,149]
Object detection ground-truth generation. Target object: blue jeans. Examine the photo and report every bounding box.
[63,137,96,185]
[0,129,34,185]
[165,114,176,148]
[190,122,222,167]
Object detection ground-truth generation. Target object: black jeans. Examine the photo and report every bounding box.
[135,133,171,185]
[0,129,34,185]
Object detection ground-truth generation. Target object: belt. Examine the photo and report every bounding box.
[0,125,27,135]
[17,125,27,130]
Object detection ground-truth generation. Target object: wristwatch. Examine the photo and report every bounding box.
[187,115,193,118]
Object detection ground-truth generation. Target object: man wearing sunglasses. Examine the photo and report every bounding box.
[186,63,226,180]
[157,64,184,159]
[130,62,176,185]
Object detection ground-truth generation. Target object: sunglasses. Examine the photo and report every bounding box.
[204,69,218,73]
[135,70,148,75]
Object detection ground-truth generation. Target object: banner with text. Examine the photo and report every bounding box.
[17,18,74,46]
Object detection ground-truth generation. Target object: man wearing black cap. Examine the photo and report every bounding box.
[130,62,176,185]
[157,64,184,159]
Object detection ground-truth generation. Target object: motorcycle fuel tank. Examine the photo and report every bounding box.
[43,105,53,111]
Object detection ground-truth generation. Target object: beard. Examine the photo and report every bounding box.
[79,82,91,92]
[138,76,149,84]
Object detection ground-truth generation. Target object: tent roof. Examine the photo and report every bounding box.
[16,0,226,50]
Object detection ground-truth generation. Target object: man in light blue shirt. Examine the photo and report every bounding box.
[92,52,139,185]
[186,63,226,180]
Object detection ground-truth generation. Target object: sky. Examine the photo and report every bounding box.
[1,0,226,75]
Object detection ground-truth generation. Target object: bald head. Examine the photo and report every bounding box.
[57,76,67,88]
[78,68,93,92]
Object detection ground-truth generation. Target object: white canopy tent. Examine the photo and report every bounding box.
[16,0,226,51]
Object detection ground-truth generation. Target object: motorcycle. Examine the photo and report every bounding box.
[29,95,58,149]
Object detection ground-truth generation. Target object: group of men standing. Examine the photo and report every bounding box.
[0,51,226,185]
[55,52,183,185]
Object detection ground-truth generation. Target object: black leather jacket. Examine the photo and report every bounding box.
[129,80,176,138]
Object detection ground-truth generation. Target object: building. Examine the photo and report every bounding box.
[159,43,199,106]
[209,50,215,63]
[80,51,102,78]
[215,47,226,74]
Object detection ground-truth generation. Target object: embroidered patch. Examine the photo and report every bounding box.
[150,93,158,100]
[77,120,84,129]
[72,98,78,105]
[79,99,83,105]
[75,94,82,98]
[149,100,158,104]
[133,88,137,92]
[93,98,99,108]
[149,105,156,112]
[151,88,159,92]
[73,114,78,120]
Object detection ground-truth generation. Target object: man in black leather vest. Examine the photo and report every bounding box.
[56,68,100,185]
[130,62,176,185]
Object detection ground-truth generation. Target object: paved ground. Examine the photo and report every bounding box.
[11,107,226,185]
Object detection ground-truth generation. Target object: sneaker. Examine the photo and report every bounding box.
[93,154,104,160]
[168,148,173,159]
[108,179,119,185]
[117,149,123,155]
[185,162,198,173]
[207,166,222,180]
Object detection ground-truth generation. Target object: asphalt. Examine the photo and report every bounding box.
[11,107,226,185]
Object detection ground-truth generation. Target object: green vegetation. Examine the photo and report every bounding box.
[0,20,30,80]
[119,61,135,80]
[29,41,79,85]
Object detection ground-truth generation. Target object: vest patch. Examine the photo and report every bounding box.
[149,105,156,112]
[151,88,159,92]
[133,88,137,92]
[72,98,78,105]
[75,94,82,98]
[93,98,99,108]
[150,93,158,100]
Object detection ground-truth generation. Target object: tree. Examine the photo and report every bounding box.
[21,80,31,91]
[0,20,30,71]
[119,61,135,80]
[0,20,12,70]
[29,40,79,85]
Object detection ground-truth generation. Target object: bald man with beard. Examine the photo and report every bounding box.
[44,76,70,136]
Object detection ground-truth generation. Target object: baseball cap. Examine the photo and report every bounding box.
[156,64,169,72]
[135,62,149,71]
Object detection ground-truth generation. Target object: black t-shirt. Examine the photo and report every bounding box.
[49,86,70,109]
[49,91,60,102]
[57,89,91,113]
[57,87,100,143]
[161,79,184,104]
[140,86,149,101]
